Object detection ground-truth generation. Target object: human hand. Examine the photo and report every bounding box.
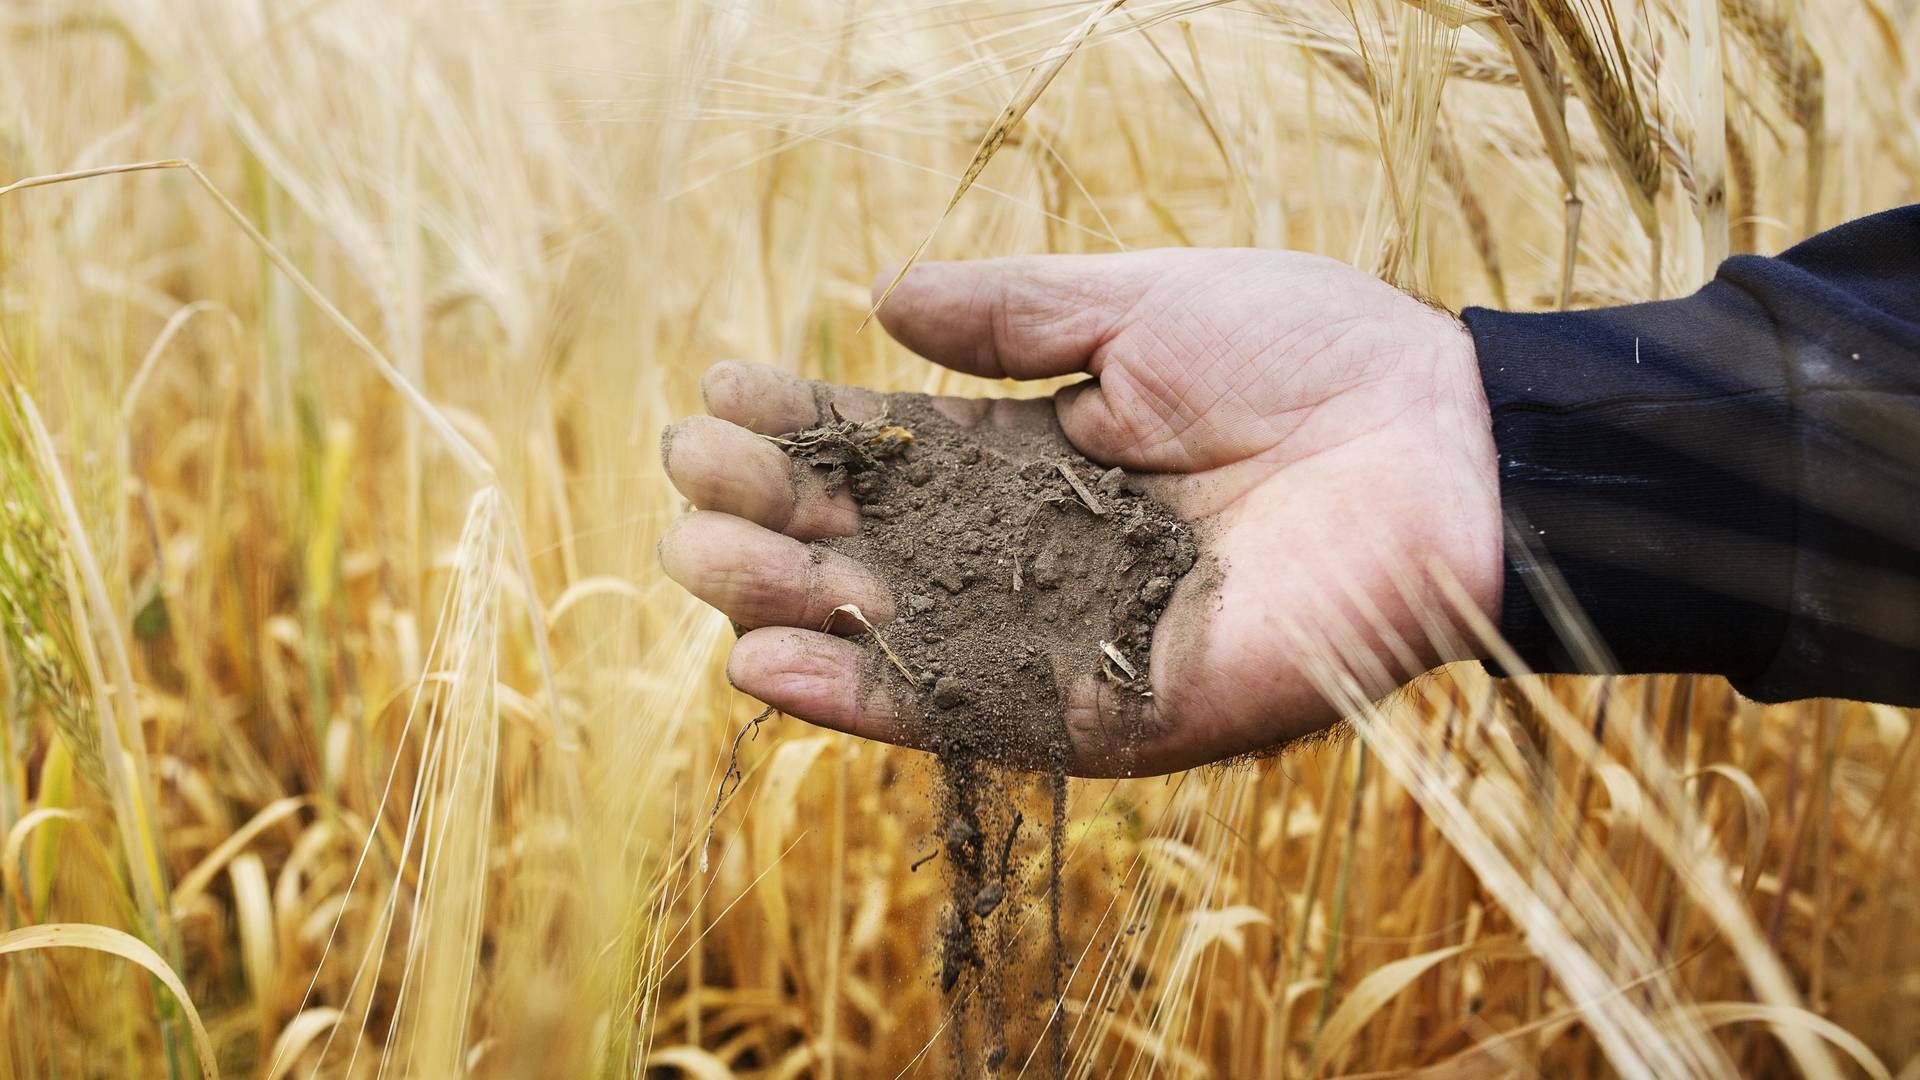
[660,249,1502,775]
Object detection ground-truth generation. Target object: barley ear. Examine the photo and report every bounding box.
[1528,0,1661,289]
[863,0,1128,330]
[1722,0,1824,235]
[1487,1,1582,306]
[1726,116,1758,253]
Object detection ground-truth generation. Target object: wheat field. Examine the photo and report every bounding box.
[0,0,1916,1076]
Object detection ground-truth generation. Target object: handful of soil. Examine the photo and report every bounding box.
[770,391,1197,1073]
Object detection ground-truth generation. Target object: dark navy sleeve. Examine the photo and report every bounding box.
[1462,205,1920,707]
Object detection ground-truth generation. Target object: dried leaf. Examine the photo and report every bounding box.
[820,604,917,683]
[172,796,308,916]
[1310,942,1474,1074]
[0,923,218,1078]
[230,854,277,997]
[264,1008,345,1080]
[646,1045,737,1080]
[1687,763,1771,894]
[1677,1003,1890,1080]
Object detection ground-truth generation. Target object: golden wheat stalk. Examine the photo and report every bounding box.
[1488,0,1582,306]
[1528,0,1662,293]
[1528,1,1659,227]
[1431,126,1509,306]
[1686,0,1729,270]
[1721,0,1825,234]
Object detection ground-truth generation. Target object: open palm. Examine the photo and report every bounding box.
[662,250,1502,775]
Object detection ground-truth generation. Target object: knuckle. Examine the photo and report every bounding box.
[795,553,824,624]
[977,277,1013,372]
[788,487,856,540]
[769,474,801,533]
[721,563,793,625]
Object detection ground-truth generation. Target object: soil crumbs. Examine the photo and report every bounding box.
[774,392,1196,1075]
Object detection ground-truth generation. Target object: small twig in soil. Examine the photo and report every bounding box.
[702,705,774,872]
[910,848,941,873]
[998,811,1024,877]
[1054,460,1107,516]
[821,603,919,684]
[1099,640,1139,681]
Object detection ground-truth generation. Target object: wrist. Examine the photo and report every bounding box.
[1433,315,1506,644]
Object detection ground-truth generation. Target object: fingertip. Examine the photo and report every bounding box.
[697,359,745,414]
[729,627,911,743]
[873,255,1140,381]
[655,510,702,581]
[870,260,975,371]
[658,416,689,474]
[727,626,847,698]
[662,415,775,514]
[1053,378,1181,471]
[665,415,860,539]
[700,359,819,433]
[871,260,945,336]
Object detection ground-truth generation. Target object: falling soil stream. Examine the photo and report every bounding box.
[774,392,1196,1075]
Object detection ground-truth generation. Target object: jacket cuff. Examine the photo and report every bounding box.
[1462,289,1797,694]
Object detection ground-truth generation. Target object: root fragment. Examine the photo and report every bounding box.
[702,705,773,872]
[998,811,1023,876]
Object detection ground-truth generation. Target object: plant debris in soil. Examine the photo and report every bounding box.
[772,392,1198,1074]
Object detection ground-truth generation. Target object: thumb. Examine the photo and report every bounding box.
[872,253,1146,380]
